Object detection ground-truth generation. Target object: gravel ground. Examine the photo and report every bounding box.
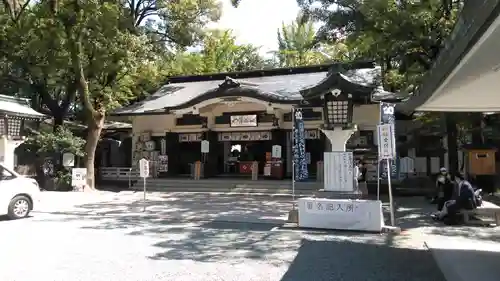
[0,192,446,281]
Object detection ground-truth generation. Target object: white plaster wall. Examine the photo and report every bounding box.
[132,103,380,134]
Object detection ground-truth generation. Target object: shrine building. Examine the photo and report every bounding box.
[111,61,400,181]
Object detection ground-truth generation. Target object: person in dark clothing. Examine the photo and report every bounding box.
[435,167,454,211]
[432,173,477,221]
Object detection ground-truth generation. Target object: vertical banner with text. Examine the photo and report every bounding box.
[293,109,309,181]
[379,102,398,179]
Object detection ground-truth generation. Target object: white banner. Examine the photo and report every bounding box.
[377,124,396,159]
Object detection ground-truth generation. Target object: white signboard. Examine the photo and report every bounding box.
[298,198,384,232]
[139,158,149,178]
[377,124,396,160]
[230,115,257,127]
[71,168,87,187]
[201,140,210,153]
[324,152,354,192]
[62,153,75,167]
[271,145,282,158]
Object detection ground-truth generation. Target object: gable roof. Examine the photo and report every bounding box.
[112,62,400,116]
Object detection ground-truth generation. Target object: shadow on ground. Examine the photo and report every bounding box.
[278,239,445,281]
[147,220,297,264]
[34,192,291,232]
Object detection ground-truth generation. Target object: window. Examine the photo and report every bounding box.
[0,167,15,180]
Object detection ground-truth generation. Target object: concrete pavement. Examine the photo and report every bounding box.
[394,196,500,281]
[0,191,447,281]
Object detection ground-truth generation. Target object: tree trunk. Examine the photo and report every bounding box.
[445,113,459,174]
[53,113,64,132]
[470,113,484,145]
[84,114,104,190]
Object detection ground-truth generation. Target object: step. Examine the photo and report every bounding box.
[137,180,320,187]
[131,187,316,198]
[132,184,317,192]
[138,184,320,190]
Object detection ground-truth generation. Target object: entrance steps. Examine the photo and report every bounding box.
[131,178,322,197]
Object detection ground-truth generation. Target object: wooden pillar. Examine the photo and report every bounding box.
[165,132,180,176]
[251,161,258,180]
[202,130,218,178]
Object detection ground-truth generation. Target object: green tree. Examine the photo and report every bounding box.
[276,14,317,66]
[1,0,221,189]
[274,14,356,67]
[299,0,465,172]
[170,29,268,75]
[120,0,221,53]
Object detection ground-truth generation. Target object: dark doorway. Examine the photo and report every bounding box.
[216,140,271,177]
[306,139,323,177]
[178,142,201,175]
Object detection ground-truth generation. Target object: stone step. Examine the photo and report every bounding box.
[132,184,318,192]
[131,186,316,198]
[137,179,320,187]
[139,183,320,190]
[139,179,319,185]
[130,179,323,196]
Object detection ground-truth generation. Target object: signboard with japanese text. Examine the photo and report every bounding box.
[272,145,282,159]
[230,115,257,127]
[71,168,87,188]
[298,198,384,232]
[377,124,396,159]
[293,109,308,181]
[139,158,149,178]
[158,155,168,172]
[379,102,398,179]
[324,152,354,192]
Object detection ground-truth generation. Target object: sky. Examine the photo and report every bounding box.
[209,0,301,55]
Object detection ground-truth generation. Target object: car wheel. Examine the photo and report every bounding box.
[7,195,32,220]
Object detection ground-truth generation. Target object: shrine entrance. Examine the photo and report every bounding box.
[215,131,284,179]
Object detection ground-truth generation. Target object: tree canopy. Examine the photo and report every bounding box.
[0,0,224,188]
[297,0,463,92]
[169,29,269,75]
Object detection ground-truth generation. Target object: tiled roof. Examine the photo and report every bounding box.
[112,63,400,116]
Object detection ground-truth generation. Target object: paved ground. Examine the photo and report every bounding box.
[394,196,500,281]
[0,192,447,281]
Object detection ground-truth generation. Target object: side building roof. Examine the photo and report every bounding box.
[0,94,45,119]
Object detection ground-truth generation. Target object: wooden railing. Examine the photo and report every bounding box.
[100,167,139,187]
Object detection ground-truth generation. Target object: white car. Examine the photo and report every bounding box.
[0,163,40,219]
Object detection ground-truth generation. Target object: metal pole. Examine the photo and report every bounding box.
[143,177,146,212]
[386,158,395,226]
[291,107,296,207]
[377,101,381,201]
[376,161,380,200]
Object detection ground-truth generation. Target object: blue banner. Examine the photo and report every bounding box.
[379,102,398,179]
[293,109,308,181]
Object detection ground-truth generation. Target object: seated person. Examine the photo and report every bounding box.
[435,167,454,211]
[432,173,477,221]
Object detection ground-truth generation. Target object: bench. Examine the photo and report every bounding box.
[461,201,500,226]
